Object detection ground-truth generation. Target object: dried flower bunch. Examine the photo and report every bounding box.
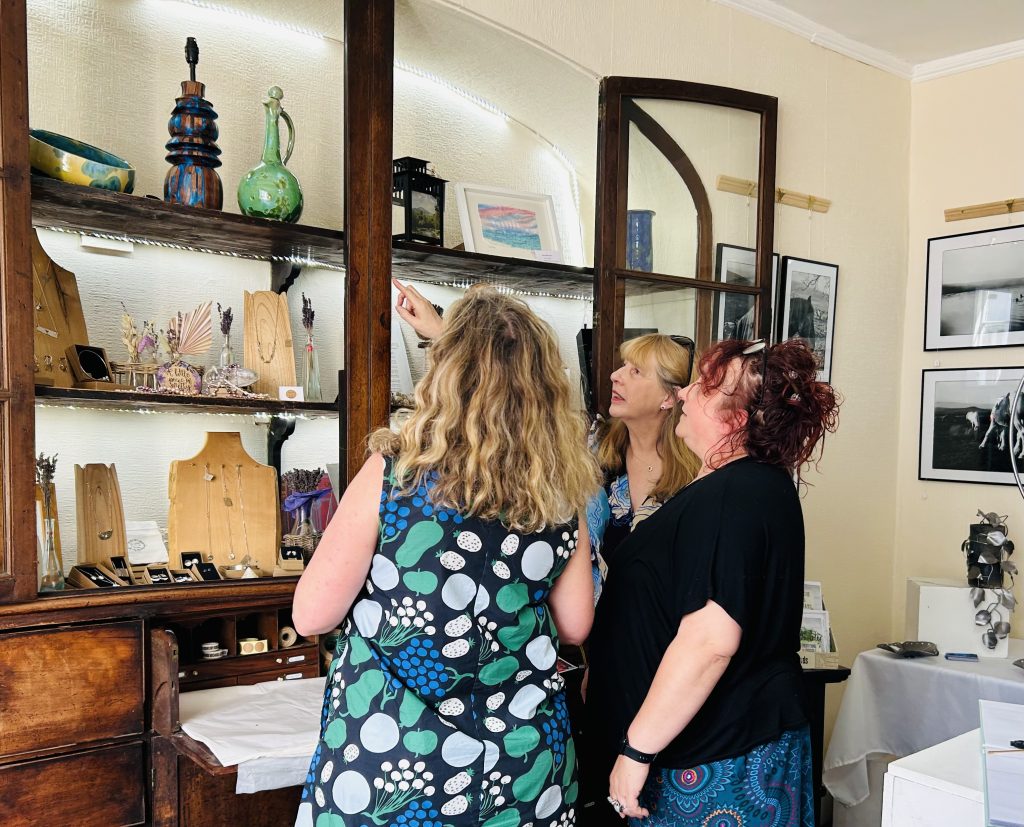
[218,303,233,337]
[282,467,324,493]
[35,452,58,518]
[302,293,315,335]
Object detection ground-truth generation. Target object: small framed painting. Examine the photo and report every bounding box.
[925,224,1024,351]
[919,366,1024,485]
[454,183,563,263]
[712,244,779,342]
[778,257,839,382]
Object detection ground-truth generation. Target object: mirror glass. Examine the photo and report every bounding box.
[394,0,598,267]
[623,98,761,281]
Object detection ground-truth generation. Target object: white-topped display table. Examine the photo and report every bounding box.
[824,639,1024,827]
[880,730,983,827]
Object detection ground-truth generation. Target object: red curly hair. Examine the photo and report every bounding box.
[696,338,840,479]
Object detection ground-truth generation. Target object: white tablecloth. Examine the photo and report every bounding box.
[179,677,324,793]
[824,639,1024,807]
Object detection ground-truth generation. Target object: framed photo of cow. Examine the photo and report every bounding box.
[925,224,1024,351]
[712,244,779,343]
[778,257,839,382]
[919,367,1024,485]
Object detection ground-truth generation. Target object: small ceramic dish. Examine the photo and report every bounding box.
[219,564,263,580]
[28,129,135,193]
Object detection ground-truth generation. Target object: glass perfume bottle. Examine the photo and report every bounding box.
[38,513,64,592]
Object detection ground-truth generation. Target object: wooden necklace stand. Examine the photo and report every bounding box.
[243,290,296,396]
[32,230,88,388]
[74,463,128,564]
[167,432,279,575]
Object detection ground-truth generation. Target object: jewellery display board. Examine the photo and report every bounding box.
[167,431,280,576]
[31,230,88,388]
[74,463,128,564]
[243,290,296,396]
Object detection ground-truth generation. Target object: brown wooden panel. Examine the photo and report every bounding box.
[0,741,145,826]
[0,0,38,604]
[0,620,143,758]
[179,753,301,827]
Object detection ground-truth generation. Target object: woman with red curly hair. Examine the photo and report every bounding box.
[586,337,839,827]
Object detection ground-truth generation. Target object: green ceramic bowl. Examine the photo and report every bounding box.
[29,129,135,193]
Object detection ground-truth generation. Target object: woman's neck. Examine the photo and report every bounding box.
[624,416,662,460]
[696,449,749,480]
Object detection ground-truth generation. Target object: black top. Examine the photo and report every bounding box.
[586,457,807,769]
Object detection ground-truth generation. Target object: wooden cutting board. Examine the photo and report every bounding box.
[243,290,296,396]
[74,463,127,564]
[32,231,89,388]
[167,432,279,575]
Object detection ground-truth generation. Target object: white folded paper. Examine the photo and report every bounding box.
[124,520,168,565]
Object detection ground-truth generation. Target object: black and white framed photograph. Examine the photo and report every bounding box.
[925,224,1024,350]
[778,257,839,382]
[712,244,779,342]
[919,367,1024,485]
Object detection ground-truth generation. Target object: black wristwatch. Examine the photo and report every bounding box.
[619,734,657,764]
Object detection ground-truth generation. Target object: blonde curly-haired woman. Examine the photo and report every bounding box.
[293,283,601,827]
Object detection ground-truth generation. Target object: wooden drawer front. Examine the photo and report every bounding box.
[0,741,145,826]
[0,620,143,758]
[235,663,319,686]
[180,643,317,684]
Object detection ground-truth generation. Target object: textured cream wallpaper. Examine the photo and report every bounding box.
[895,58,1024,638]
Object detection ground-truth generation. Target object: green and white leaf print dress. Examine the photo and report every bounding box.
[296,459,579,827]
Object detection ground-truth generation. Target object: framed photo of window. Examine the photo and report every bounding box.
[925,224,1024,350]
[712,244,779,342]
[778,257,839,382]
[919,366,1024,485]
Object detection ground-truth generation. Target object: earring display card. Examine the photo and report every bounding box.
[145,566,172,585]
[170,568,198,583]
[194,562,222,581]
[107,555,131,584]
[68,563,127,589]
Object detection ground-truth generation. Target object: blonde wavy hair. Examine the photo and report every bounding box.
[369,287,600,532]
[595,334,701,502]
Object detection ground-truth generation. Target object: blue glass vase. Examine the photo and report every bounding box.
[626,209,655,272]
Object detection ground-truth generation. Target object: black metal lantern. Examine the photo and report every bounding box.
[392,157,447,246]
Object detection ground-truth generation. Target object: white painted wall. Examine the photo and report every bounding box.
[894,58,1024,637]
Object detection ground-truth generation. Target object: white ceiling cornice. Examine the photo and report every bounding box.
[711,0,914,78]
[912,37,1024,82]
[712,0,1024,83]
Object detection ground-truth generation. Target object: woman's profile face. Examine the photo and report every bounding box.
[609,356,673,422]
[674,357,743,454]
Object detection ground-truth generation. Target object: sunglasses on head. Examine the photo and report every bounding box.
[742,338,769,406]
[668,335,696,388]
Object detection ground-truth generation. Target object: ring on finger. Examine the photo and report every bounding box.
[606,796,624,814]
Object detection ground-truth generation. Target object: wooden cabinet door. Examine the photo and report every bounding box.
[0,0,38,603]
[0,620,144,760]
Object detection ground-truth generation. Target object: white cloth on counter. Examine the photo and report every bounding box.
[824,638,1024,807]
[179,677,324,770]
[236,755,313,794]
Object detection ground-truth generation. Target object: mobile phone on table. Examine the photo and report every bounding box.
[944,652,979,662]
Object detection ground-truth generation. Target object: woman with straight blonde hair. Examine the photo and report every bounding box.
[588,333,701,594]
[292,282,600,827]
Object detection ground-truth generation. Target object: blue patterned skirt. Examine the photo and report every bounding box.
[629,726,814,827]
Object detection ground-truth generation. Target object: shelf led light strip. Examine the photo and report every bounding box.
[155,0,325,39]
[33,402,327,421]
[36,225,345,273]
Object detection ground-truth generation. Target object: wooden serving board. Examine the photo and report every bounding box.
[32,231,89,388]
[167,432,279,576]
[243,290,296,396]
[74,463,128,564]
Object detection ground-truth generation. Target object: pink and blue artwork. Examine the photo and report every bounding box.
[477,204,542,250]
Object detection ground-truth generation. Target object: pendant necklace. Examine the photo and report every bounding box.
[202,463,214,555]
[255,298,283,364]
[94,479,115,540]
[235,464,253,565]
[221,464,236,560]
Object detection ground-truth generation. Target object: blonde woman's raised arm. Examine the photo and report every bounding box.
[292,454,384,636]
[548,518,593,646]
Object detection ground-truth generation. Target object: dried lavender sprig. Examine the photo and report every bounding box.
[35,452,58,487]
[218,303,233,336]
[282,467,324,493]
[301,293,315,334]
